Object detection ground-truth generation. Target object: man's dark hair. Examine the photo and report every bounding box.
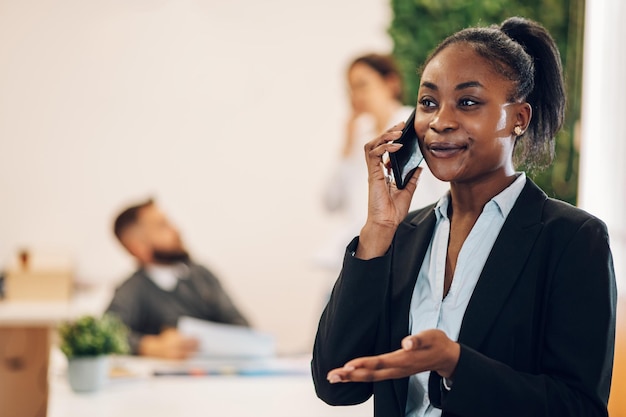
[113,199,154,242]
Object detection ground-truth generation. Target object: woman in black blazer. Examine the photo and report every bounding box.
[312,17,617,417]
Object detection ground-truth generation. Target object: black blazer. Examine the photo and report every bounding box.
[312,179,616,417]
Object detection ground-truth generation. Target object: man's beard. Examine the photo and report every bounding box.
[151,248,190,265]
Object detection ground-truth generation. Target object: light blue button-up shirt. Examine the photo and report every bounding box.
[405,173,527,417]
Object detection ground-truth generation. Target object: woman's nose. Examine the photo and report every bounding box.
[429,104,459,133]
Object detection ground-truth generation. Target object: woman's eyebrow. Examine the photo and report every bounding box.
[419,80,484,91]
[420,81,437,91]
[455,81,483,90]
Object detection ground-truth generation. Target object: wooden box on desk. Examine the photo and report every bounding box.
[4,267,72,301]
[0,325,51,417]
[0,302,70,417]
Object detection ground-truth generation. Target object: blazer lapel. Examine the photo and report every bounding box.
[457,180,547,349]
[390,205,437,412]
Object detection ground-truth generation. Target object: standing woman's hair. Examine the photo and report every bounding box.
[349,53,405,102]
[422,17,566,170]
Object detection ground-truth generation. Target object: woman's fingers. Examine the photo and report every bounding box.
[326,330,461,383]
[401,330,461,378]
[365,126,404,158]
[364,130,404,187]
[337,367,407,382]
[365,139,403,167]
[396,166,423,195]
[402,329,438,351]
[327,350,415,383]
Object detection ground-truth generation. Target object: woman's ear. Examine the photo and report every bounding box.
[516,102,532,131]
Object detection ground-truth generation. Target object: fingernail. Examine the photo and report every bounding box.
[390,143,403,147]
[402,339,414,350]
[328,374,341,384]
[343,365,355,371]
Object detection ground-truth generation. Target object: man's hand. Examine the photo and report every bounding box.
[326,329,460,383]
[138,328,199,360]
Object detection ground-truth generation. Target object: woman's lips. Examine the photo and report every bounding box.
[427,142,467,158]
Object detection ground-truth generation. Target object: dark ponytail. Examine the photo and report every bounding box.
[423,16,566,170]
[500,17,565,169]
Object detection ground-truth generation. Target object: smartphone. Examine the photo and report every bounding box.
[388,109,424,189]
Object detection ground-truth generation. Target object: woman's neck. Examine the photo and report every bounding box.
[448,171,519,218]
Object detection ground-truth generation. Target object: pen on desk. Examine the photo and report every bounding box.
[153,367,240,377]
[153,368,213,377]
[152,368,308,377]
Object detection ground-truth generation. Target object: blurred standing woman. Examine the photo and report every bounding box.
[316,54,447,273]
[312,17,616,417]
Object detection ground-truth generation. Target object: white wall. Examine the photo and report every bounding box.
[579,1,626,292]
[0,0,393,353]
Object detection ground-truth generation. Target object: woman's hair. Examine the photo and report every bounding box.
[349,53,404,102]
[423,17,566,170]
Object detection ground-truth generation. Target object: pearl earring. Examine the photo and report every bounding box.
[514,126,523,136]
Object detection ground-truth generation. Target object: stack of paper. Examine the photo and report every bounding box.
[178,316,276,359]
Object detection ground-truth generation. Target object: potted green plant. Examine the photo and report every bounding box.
[58,314,129,392]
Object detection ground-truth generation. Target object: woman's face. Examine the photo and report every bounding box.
[414,43,530,185]
[348,62,397,115]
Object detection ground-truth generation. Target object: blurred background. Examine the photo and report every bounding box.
[0,0,399,354]
[0,0,624,396]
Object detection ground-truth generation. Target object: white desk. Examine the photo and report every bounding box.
[47,356,372,417]
[1,292,372,417]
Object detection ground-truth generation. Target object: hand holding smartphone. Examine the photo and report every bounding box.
[388,109,424,189]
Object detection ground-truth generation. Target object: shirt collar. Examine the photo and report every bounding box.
[434,173,527,221]
[492,172,527,218]
[145,262,189,291]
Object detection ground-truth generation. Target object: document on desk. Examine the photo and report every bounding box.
[178,316,276,359]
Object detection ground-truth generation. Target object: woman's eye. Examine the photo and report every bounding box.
[459,98,478,107]
[419,98,436,108]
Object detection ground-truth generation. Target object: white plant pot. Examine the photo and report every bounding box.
[67,355,109,393]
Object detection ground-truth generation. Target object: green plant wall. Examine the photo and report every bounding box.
[389,0,584,204]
